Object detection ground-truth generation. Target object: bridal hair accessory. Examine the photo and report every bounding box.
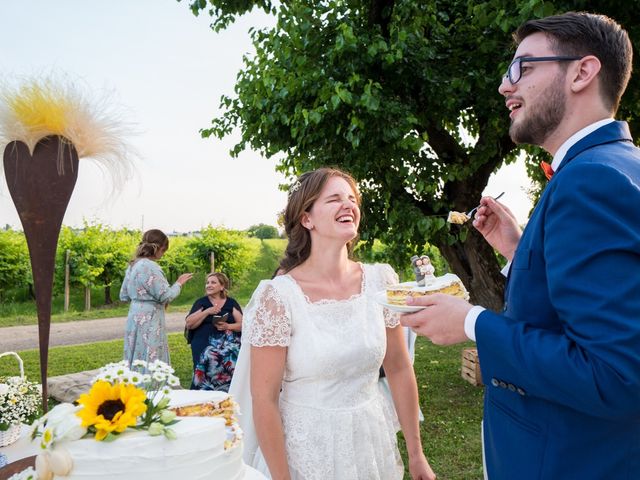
[289,179,302,195]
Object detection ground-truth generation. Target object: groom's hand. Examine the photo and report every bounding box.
[400,294,472,345]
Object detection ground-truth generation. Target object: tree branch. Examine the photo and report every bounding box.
[368,0,395,36]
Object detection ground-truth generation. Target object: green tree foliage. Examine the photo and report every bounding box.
[0,229,32,300]
[157,236,197,283]
[185,0,640,308]
[97,229,139,304]
[247,223,280,239]
[186,226,254,283]
[56,224,138,304]
[180,0,274,31]
[0,226,262,307]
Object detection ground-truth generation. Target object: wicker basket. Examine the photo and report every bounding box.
[0,351,26,447]
[0,423,21,447]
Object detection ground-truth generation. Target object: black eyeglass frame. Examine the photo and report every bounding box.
[504,56,585,84]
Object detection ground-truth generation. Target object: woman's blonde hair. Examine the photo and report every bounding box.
[207,272,230,298]
[132,229,169,263]
[279,167,361,273]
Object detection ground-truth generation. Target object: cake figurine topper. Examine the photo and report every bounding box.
[411,255,436,287]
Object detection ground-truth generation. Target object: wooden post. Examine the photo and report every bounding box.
[84,286,91,311]
[210,251,215,273]
[64,249,70,312]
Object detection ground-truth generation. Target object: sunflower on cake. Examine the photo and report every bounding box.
[386,255,469,306]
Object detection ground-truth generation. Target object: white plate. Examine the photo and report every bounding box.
[373,290,425,313]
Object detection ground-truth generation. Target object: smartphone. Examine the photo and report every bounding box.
[213,312,230,326]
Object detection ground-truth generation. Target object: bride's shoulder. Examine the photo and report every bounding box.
[363,263,399,288]
[265,274,294,293]
[363,262,397,277]
[249,276,293,301]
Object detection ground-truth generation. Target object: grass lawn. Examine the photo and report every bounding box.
[0,335,484,480]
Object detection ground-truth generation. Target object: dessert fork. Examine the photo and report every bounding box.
[466,192,505,220]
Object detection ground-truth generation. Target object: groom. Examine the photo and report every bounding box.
[402,12,640,479]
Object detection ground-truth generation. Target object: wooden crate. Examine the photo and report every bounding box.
[461,347,483,386]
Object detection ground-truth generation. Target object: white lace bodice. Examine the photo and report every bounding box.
[234,263,404,479]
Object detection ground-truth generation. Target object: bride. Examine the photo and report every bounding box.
[230,167,436,480]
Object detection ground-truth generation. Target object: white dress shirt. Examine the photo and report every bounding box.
[463,118,614,341]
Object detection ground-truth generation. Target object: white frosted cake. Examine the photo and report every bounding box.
[386,273,469,305]
[33,390,260,480]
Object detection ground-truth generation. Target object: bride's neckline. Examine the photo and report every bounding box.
[284,262,366,305]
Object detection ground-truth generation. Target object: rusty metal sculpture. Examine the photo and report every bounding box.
[0,77,134,413]
[3,136,79,411]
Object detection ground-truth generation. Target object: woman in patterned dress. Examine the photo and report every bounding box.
[230,168,436,480]
[120,229,193,366]
[186,272,243,391]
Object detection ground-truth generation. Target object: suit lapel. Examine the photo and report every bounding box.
[555,121,633,175]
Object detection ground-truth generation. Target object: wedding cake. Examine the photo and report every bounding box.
[386,273,469,305]
[31,390,259,480]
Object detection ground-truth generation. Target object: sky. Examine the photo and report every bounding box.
[0,1,533,233]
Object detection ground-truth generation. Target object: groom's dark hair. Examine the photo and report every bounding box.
[515,12,632,113]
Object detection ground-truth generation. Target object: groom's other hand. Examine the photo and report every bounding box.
[400,294,472,345]
[473,196,521,261]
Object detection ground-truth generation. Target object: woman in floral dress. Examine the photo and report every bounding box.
[185,272,243,391]
[120,229,193,366]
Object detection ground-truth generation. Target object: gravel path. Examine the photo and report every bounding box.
[0,311,188,352]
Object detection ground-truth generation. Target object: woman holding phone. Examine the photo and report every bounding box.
[185,272,243,391]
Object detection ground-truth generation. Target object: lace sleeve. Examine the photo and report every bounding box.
[378,263,401,328]
[248,283,291,347]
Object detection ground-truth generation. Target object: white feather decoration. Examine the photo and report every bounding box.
[0,74,137,191]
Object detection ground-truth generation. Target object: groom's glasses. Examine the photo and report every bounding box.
[504,56,584,84]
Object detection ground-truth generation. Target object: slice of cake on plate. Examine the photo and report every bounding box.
[386,273,469,305]
[387,254,470,308]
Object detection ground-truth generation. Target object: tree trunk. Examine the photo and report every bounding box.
[104,285,112,305]
[435,228,505,312]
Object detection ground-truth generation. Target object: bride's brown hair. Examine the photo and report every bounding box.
[278,168,361,274]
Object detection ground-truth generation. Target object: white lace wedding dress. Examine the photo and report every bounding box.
[229,263,405,480]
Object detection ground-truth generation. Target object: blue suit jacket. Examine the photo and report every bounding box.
[476,121,640,479]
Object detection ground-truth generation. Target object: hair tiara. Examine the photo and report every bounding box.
[289,179,302,195]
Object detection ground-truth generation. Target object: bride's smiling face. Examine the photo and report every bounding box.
[302,176,360,243]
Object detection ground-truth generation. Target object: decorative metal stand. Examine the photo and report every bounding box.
[3,136,79,411]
